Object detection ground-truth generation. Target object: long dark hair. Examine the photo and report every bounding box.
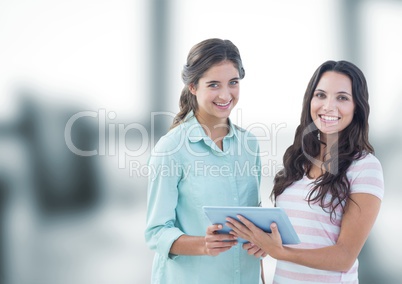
[272,60,374,221]
[170,38,245,129]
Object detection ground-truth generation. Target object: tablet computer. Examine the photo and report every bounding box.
[203,206,300,244]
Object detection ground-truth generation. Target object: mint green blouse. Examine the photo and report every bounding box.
[145,113,262,284]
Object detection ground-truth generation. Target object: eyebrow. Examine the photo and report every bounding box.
[205,80,220,84]
[314,89,352,97]
[205,78,240,84]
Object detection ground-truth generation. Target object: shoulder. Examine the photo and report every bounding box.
[349,152,384,199]
[151,125,187,156]
[350,152,383,171]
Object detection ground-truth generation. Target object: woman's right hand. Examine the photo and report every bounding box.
[204,224,238,256]
[242,242,268,258]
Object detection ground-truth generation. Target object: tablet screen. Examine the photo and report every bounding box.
[203,206,300,244]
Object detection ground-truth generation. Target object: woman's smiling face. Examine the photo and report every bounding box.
[189,61,240,126]
[310,71,355,137]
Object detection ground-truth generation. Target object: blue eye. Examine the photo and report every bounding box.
[208,83,219,88]
[229,80,239,86]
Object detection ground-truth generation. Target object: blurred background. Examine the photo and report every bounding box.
[0,0,401,283]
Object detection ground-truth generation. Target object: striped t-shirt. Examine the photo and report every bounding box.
[274,153,384,284]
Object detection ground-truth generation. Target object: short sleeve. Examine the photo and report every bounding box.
[348,153,384,200]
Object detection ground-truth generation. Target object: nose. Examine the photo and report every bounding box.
[219,86,231,100]
[323,96,336,111]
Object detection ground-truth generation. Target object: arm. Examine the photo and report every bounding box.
[281,193,381,271]
[144,151,184,258]
[227,193,381,271]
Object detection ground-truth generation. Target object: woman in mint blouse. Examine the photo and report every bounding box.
[144,38,263,284]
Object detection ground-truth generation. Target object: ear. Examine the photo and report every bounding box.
[189,84,197,95]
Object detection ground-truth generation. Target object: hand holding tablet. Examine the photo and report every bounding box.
[203,206,300,244]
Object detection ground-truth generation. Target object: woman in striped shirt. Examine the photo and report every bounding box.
[227,60,384,283]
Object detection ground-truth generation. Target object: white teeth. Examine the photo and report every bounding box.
[215,101,231,106]
[321,115,339,121]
